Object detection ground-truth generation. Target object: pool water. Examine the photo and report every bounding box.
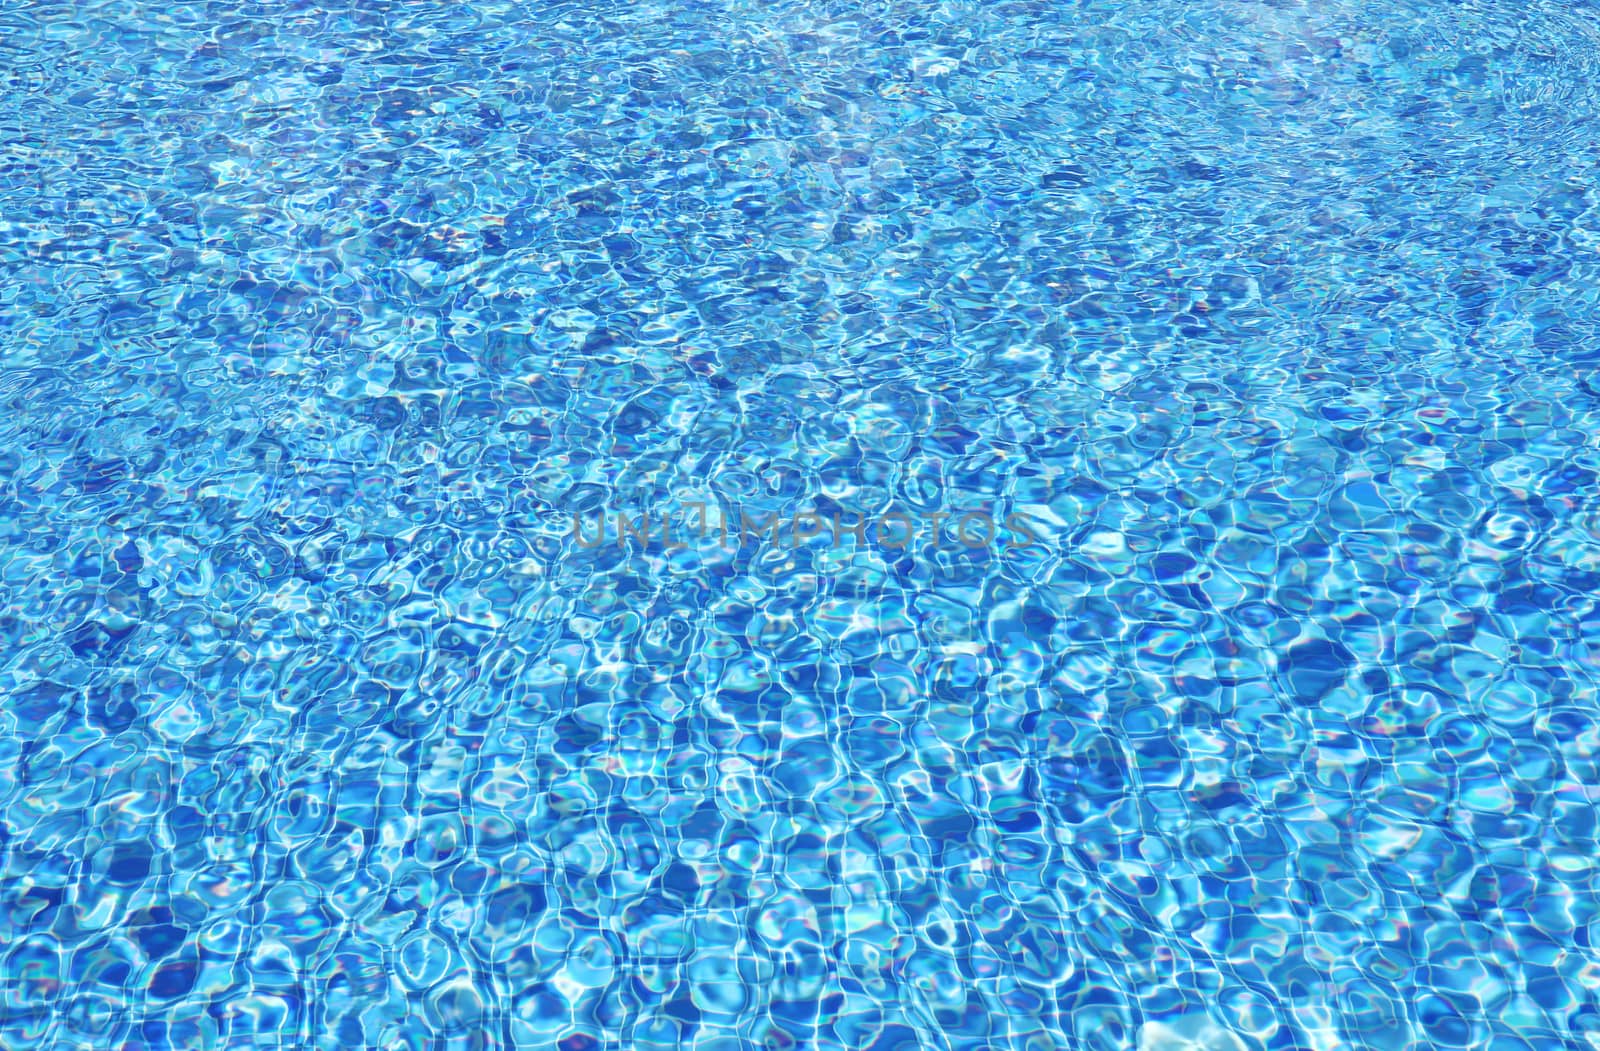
[4,0,1600,1048]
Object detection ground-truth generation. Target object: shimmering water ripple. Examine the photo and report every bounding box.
[3,0,1600,1048]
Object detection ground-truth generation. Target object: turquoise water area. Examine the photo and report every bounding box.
[4,0,1600,1047]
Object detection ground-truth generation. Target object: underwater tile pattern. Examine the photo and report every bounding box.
[4,0,1600,1047]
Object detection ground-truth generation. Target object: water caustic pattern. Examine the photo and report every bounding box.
[4,0,1600,1047]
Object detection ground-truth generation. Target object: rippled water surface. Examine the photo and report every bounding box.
[5,0,1600,1048]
